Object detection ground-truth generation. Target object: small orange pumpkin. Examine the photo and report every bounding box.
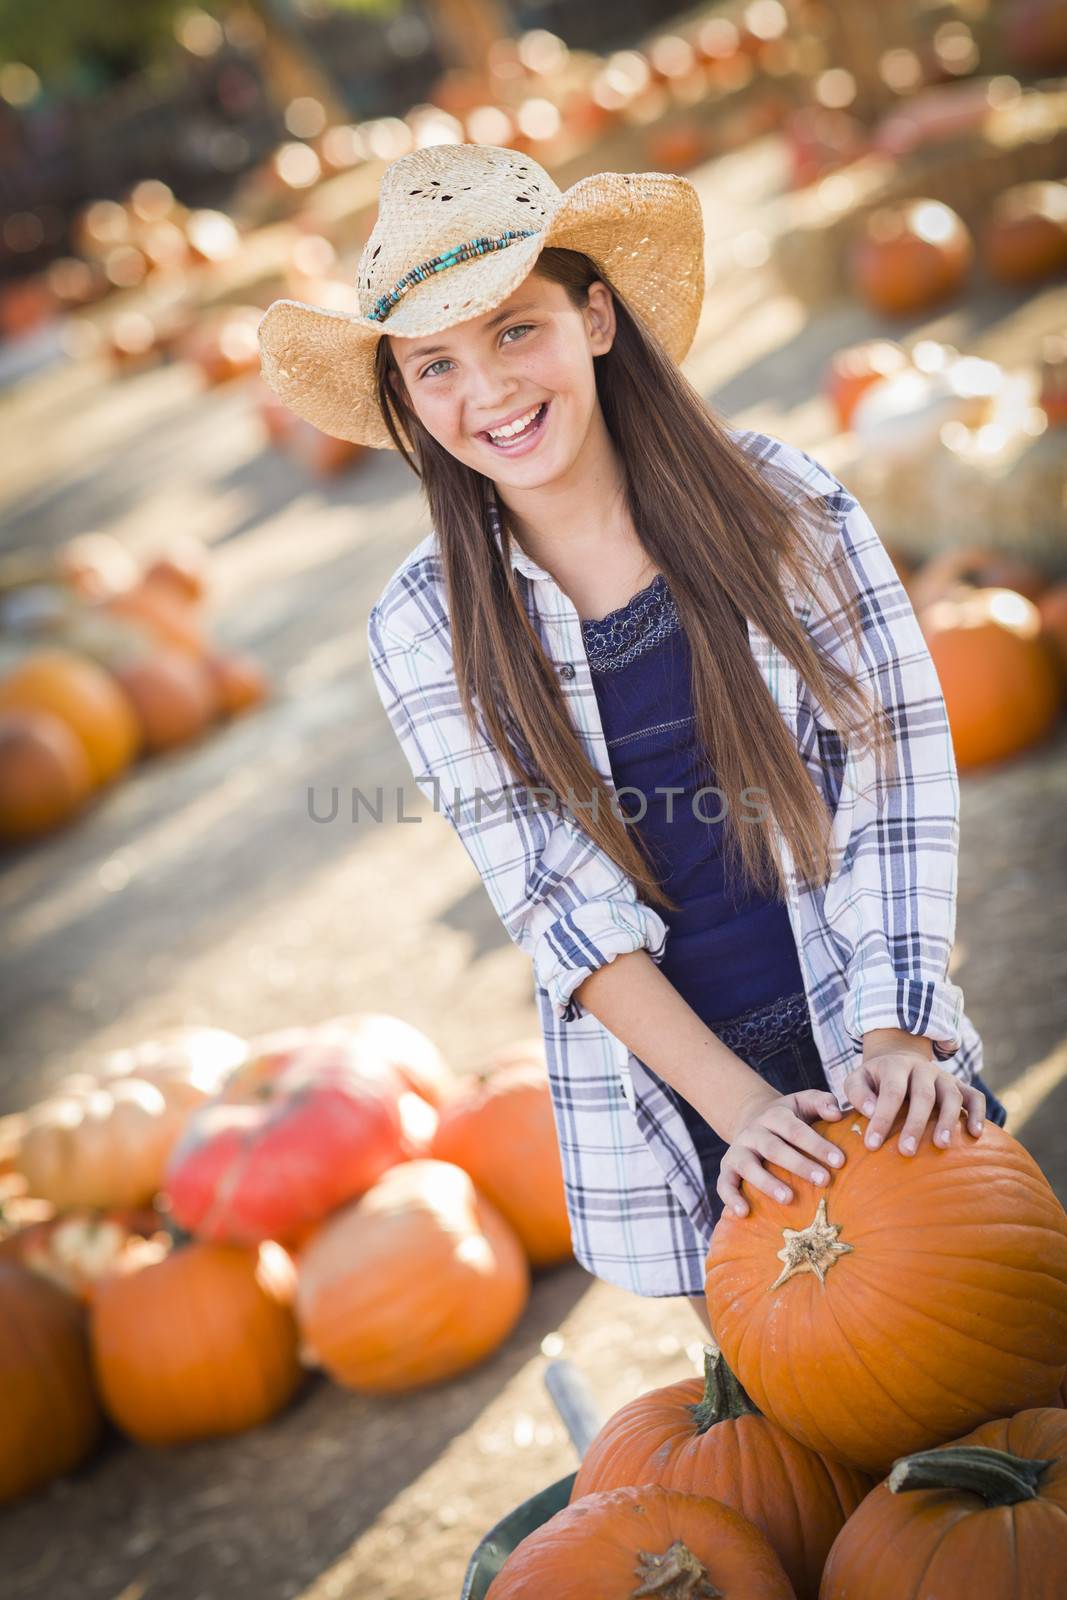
[486,1483,795,1599]
[821,1408,1067,1598]
[851,199,972,315]
[571,1347,871,1600]
[982,180,1067,284]
[909,544,1049,613]
[0,708,95,840]
[824,340,910,430]
[295,1159,529,1392]
[90,1238,304,1444]
[921,587,1062,769]
[430,1041,572,1267]
[706,1112,1067,1477]
[0,1263,102,1502]
[0,648,140,784]
[203,650,270,717]
[109,649,218,750]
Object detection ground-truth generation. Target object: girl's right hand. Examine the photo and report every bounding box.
[717,1088,846,1218]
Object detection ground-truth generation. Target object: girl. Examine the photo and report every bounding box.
[258,143,1008,1331]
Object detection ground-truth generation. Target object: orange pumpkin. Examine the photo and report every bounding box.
[100,1025,248,1113]
[824,340,910,430]
[1037,582,1067,685]
[295,1159,528,1392]
[203,650,270,716]
[571,1347,871,1600]
[0,1263,102,1503]
[821,1408,1067,1598]
[706,1113,1067,1477]
[142,540,209,606]
[982,181,1067,284]
[322,1011,456,1108]
[110,649,218,750]
[90,1238,304,1444]
[921,587,1062,769]
[103,579,206,657]
[430,1042,572,1267]
[486,1483,794,1599]
[0,648,140,784]
[15,1077,175,1210]
[0,708,95,840]
[851,199,972,315]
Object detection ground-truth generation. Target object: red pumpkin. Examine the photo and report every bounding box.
[163,1027,409,1244]
[982,181,1067,284]
[571,1347,871,1600]
[851,199,972,315]
[0,1263,102,1502]
[90,1238,304,1444]
[110,649,218,750]
[821,1408,1067,1598]
[430,1042,572,1267]
[706,1113,1067,1477]
[485,1483,794,1599]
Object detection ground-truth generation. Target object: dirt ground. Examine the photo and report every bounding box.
[1,134,1065,1600]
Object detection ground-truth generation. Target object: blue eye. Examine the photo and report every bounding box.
[419,323,533,380]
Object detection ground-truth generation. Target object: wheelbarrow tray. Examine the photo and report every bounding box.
[460,1469,577,1599]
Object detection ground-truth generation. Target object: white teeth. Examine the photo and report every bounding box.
[487,404,542,440]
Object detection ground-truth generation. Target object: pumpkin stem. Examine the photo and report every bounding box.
[889,1445,1057,1506]
[687,1345,760,1434]
[768,1196,853,1290]
[159,1213,195,1251]
[631,1540,723,1597]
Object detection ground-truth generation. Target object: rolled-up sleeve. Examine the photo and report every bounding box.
[367,601,669,1022]
[799,481,965,1062]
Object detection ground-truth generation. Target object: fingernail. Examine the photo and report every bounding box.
[863,1101,876,1116]
[901,1136,915,1154]
[973,1120,984,1134]
[936,1129,950,1146]
[866,1131,882,1149]
[776,1187,790,1203]
[811,1169,826,1185]
[734,1205,747,1216]
[828,1151,844,1166]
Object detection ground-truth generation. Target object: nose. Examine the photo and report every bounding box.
[465,360,517,428]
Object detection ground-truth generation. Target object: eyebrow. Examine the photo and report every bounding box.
[396,300,541,366]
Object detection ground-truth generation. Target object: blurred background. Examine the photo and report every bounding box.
[1,3,1065,1597]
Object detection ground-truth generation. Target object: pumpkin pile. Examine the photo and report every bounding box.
[487,1110,1067,1597]
[0,535,270,844]
[0,1012,572,1504]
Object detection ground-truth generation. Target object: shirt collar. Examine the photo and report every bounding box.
[486,484,554,583]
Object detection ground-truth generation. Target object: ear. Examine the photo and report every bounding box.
[584,279,616,357]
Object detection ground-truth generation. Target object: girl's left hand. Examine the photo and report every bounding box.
[843,1051,987,1156]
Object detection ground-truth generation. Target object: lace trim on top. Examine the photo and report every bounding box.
[580,573,681,673]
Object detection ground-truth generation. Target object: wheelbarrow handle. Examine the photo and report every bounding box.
[543,1358,603,1459]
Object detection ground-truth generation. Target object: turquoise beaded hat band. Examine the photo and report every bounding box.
[257,142,706,449]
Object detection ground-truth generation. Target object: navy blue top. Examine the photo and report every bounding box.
[580,573,805,1027]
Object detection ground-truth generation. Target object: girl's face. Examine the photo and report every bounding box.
[386,274,616,486]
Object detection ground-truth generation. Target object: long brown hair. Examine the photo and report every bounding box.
[373,248,896,915]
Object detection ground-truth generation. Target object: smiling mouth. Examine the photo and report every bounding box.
[478,401,549,447]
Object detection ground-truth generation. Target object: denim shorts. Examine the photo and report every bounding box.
[672,991,1009,1227]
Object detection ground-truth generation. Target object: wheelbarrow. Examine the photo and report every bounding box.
[460,1358,604,1598]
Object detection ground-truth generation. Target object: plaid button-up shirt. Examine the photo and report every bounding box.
[366,429,982,1298]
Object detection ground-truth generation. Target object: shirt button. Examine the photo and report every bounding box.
[558,662,576,681]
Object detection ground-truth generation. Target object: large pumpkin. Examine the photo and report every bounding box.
[851,199,972,315]
[571,1347,871,1600]
[321,1011,456,1107]
[295,1159,528,1392]
[15,1076,175,1209]
[706,1113,1067,1477]
[163,1027,409,1244]
[821,1408,1067,1598]
[430,1041,572,1267]
[921,587,1062,769]
[90,1238,304,1444]
[485,1483,795,1599]
[0,647,140,784]
[0,1262,102,1502]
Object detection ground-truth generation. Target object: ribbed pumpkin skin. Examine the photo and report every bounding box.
[707,1115,1067,1477]
[430,1047,572,1266]
[571,1372,871,1600]
[0,1263,102,1502]
[486,1484,795,1598]
[820,1409,1067,1599]
[90,1241,303,1444]
[295,1159,529,1392]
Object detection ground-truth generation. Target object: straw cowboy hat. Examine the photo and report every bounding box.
[256,142,705,450]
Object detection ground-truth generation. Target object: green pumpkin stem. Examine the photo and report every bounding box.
[631,1539,723,1598]
[686,1345,760,1434]
[888,1445,1057,1506]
